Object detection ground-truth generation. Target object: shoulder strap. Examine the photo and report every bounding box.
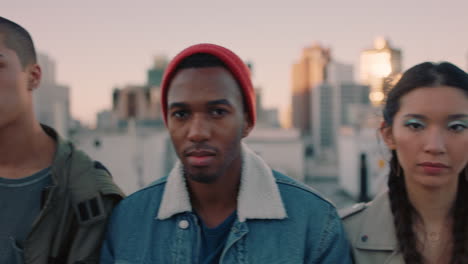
[339,202,367,219]
[47,133,123,262]
[67,147,124,225]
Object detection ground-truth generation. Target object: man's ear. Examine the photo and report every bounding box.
[27,64,41,91]
[242,114,254,138]
[380,121,396,150]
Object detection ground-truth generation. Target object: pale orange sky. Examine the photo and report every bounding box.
[3,0,468,125]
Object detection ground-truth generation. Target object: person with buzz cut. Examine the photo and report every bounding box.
[101,43,352,263]
[0,16,124,264]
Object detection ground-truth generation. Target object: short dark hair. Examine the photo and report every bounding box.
[0,16,37,69]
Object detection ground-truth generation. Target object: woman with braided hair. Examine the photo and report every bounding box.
[341,61,468,264]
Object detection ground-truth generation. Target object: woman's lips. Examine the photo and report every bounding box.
[418,162,450,175]
[420,165,446,175]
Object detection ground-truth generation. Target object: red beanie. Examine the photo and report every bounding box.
[160,43,256,126]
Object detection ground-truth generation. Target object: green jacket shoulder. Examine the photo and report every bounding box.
[23,125,124,264]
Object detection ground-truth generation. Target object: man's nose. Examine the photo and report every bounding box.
[187,114,211,142]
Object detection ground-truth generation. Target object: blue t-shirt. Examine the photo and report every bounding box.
[0,167,52,264]
[197,211,237,264]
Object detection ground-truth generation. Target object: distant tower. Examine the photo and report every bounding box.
[109,55,168,128]
[311,82,337,158]
[147,55,168,87]
[311,60,369,159]
[34,53,71,137]
[360,37,402,106]
[337,83,370,127]
[328,60,354,86]
[291,44,330,135]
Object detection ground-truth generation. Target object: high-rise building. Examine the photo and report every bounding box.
[291,44,330,135]
[311,82,336,159]
[34,53,71,137]
[310,60,370,160]
[147,55,168,87]
[246,62,279,128]
[327,61,370,126]
[112,85,162,125]
[328,61,354,86]
[337,83,370,127]
[360,37,402,105]
[106,55,169,129]
[255,88,280,128]
[310,60,353,158]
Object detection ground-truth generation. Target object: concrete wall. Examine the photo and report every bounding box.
[245,128,305,182]
[73,129,174,195]
[74,127,305,195]
[338,127,389,199]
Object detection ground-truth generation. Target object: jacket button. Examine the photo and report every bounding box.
[178,220,190,229]
[361,235,368,242]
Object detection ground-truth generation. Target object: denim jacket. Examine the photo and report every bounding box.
[101,144,352,263]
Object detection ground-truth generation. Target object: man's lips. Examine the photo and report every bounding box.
[187,156,215,167]
[185,150,216,157]
[184,149,216,167]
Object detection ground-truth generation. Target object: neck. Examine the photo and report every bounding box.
[406,179,457,228]
[188,156,242,227]
[0,116,56,178]
[406,180,457,264]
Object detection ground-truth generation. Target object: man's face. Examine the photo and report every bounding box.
[0,35,38,129]
[167,66,253,184]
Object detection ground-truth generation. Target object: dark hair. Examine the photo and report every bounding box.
[383,62,468,263]
[383,62,468,126]
[176,53,227,70]
[0,16,37,69]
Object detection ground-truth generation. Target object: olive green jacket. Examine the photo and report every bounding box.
[340,191,404,264]
[21,126,124,264]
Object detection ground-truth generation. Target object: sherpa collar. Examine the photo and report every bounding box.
[156,143,287,222]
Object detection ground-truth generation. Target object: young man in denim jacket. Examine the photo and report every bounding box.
[101,43,352,263]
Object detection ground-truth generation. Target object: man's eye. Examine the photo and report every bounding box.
[172,111,189,119]
[211,109,228,117]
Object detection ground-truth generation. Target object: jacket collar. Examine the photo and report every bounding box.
[356,191,398,251]
[157,143,287,222]
[41,124,74,186]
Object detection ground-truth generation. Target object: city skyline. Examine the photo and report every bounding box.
[3,0,468,125]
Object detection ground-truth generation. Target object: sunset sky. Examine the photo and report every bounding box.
[4,0,468,125]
